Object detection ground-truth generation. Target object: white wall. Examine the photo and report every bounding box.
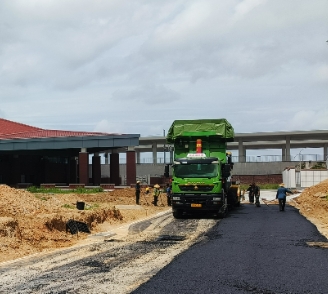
[282,169,296,188]
[301,170,328,188]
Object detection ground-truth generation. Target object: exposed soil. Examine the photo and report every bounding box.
[289,179,328,238]
[1,180,328,264]
[0,185,169,263]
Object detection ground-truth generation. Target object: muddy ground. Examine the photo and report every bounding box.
[1,179,328,264]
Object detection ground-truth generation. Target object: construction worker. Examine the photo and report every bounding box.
[276,183,293,211]
[247,184,254,203]
[145,186,150,195]
[254,184,261,207]
[153,184,160,206]
[135,181,141,205]
[247,183,260,205]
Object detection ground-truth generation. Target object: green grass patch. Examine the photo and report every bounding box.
[34,194,49,201]
[62,204,75,209]
[85,203,100,210]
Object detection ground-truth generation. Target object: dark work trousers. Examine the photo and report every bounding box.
[278,198,286,211]
[153,195,158,206]
[136,190,140,205]
[167,195,171,206]
[249,193,254,203]
[255,195,260,207]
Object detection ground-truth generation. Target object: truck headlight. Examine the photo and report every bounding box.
[213,197,221,201]
[173,197,180,200]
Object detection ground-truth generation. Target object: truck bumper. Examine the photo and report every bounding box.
[171,194,225,212]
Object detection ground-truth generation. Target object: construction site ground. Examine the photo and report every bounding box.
[1,179,328,264]
[0,186,169,264]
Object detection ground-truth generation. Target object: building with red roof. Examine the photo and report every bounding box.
[0,118,140,187]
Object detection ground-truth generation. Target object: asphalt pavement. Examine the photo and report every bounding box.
[133,197,328,294]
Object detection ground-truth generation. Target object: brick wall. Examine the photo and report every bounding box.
[232,174,282,185]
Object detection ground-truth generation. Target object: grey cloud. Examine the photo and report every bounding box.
[112,84,180,105]
[136,0,328,82]
[0,0,327,139]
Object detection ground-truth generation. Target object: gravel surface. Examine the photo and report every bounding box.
[0,211,218,294]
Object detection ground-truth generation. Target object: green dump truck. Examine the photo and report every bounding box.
[165,119,240,218]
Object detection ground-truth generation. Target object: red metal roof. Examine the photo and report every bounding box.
[0,118,119,140]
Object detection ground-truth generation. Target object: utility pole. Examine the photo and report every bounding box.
[298,149,304,188]
[163,129,166,164]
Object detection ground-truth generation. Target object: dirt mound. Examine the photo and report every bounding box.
[290,179,328,238]
[0,185,168,263]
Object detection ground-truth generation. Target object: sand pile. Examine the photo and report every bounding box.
[0,185,168,263]
[290,179,328,238]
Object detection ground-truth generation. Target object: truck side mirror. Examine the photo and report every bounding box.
[222,164,231,178]
[164,164,169,178]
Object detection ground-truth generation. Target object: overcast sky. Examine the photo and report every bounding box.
[1,0,327,140]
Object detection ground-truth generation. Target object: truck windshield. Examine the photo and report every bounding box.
[174,163,218,178]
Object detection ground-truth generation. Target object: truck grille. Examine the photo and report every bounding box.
[178,185,214,192]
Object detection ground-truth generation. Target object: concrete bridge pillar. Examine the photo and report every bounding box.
[282,146,286,162]
[152,143,157,164]
[238,140,246,163]
[285,136,291,161]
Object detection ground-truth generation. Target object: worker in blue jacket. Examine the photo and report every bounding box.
[276,183,294,211]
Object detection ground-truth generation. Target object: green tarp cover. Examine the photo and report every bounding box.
[166,119,234,143]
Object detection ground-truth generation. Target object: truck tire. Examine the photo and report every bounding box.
[173,210,183,219]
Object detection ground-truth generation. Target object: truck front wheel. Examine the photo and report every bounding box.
[173,209,183,219]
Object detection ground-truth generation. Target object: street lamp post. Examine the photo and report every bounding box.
[299,149,304,171]
[298,149,304,188]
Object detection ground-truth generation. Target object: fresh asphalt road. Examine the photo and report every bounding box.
[133,201,328,294]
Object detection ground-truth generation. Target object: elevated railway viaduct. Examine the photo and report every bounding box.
[136,130,328,164]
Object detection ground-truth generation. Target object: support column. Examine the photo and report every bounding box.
[152,143,157,164]
[170,147,174,164]
[126,147,136,186]
[136,151,141,164]
[285,136,291,162]
[238,140,246,163]
[282,146,286,162]
[92,153,101,186]
[110,150,120,185]
[79,148,89,185]
[324,144,328,167]
[104,152,109,164]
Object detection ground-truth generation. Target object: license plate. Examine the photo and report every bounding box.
[191,203,202,208]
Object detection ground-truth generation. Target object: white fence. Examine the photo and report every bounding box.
[283,168,328,188]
